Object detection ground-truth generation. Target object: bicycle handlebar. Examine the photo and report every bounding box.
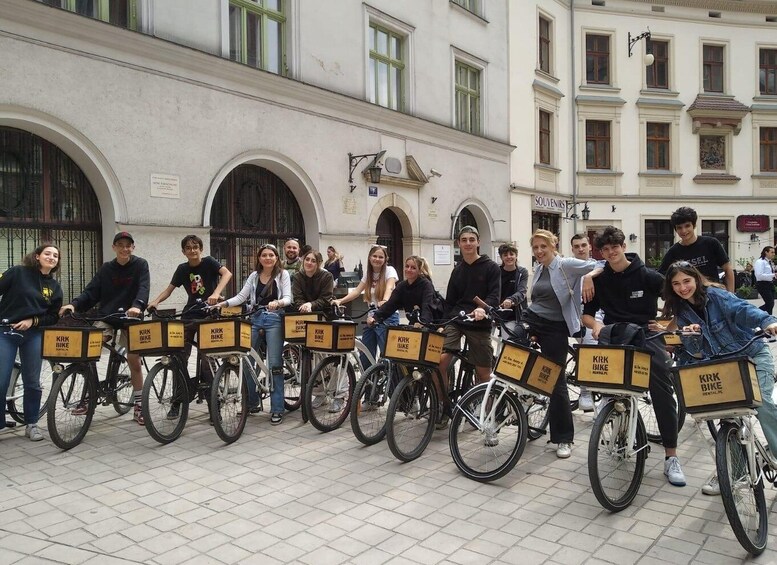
[62,309,142,324]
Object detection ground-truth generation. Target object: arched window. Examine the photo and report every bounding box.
[210,164,304,292]
[453,206,478,263]
[0,127,102,301]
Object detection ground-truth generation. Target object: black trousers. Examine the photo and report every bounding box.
[524,311,574,444]
[757,281,775,315]
[644,336,678,449]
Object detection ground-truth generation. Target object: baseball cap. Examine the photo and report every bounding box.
[457,225,480,239]
[113,232,135,245]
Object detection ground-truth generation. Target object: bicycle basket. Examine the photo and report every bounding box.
[675,356,762,415]
[574,344,653,393]
[283,312,322,343]
[127,320,186,355]
[197,319,252,353]
[41,327,103,361]
[305,320,355,352]
[493,341,562,397]
[383,327,445,367]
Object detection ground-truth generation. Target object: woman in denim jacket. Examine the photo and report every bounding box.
[663,261,777,493]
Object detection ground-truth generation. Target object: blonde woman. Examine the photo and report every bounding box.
[333,245,398,369]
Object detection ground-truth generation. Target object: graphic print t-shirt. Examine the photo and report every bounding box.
[658,236,729,283]
[170,256,223,318]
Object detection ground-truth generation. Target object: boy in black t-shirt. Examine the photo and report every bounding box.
[657,206,733,291]
[148,235,232,388]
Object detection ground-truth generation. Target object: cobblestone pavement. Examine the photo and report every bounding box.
[2,381,777,565]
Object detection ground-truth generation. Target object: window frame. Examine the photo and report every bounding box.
[41,0,138,30]
[585,120,611,170]
[702,43,725,93]
[701,219,730,257]
[761,127,777,172]
[538,14,552,75]
[450,0,482,17]
[646,122,670,170]
[367,22,406,111]
[645,39,669,90]
[228,0,286,75]
[539,109,552,166]
[585,33,610,86]
[644,219,674,265]
[760,48,777,96]
[453,57,483,135]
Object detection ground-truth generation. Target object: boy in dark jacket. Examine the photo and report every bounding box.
[60,232,150,424]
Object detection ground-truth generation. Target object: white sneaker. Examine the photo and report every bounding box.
[664,456,686,487]
[25,425,44,442]
[702,474,720,496]
[312,396,326,408]
[556,443,571,458]
[484,431,499,447]
[578,390,595,412]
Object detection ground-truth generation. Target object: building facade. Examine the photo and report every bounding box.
[510,0,777,271]
[0,0,513,302]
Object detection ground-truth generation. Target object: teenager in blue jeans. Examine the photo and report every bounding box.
[333,245,399,370]
[663,261,777,495]
[0,243,63,441]
[218,244,291,425]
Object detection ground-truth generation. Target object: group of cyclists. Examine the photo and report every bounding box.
[3,205,777,502]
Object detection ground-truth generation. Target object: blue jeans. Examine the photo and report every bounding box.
[359,311,400,371]
[249,311,284,414]
[0,328,43,427]
[753,348,777,454]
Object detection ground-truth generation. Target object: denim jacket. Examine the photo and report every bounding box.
[531,255,597,335]
[675,286,777,362]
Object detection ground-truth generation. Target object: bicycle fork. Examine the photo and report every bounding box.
[611,396,650,460]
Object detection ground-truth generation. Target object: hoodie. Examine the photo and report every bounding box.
[71,256,150,316]
[445,255,501,329]
[583,253,663,326]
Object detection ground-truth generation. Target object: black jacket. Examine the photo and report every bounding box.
[72,256,150,316]
[373,276,434,324]
[583,253,663,326]
[0,265,63,326]
[445,255,501,329]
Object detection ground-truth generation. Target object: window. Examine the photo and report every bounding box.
[586,34,610,85]
[760,49,777,95]
[368,24,404,111]
[645,220,673,265]
[229,0,285,74]
[585,120,610,169]
[700,135,726,170]
[702,220,730,256]
[539,110,551,165]
[451,0,481,16]
[539,16,551,74]
[37,0,137,29]
[646,123,670,170]
[761,127,777,172]
[703,44,724,93]
[646,40,668,89]
[455,61,481,134]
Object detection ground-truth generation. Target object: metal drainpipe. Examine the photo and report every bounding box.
[570,1,578,237]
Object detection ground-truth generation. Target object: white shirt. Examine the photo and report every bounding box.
[754,257,774,282]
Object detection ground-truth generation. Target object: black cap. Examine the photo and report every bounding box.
[113,231,134,244]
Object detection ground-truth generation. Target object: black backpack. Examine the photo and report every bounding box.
[429,290,447,324]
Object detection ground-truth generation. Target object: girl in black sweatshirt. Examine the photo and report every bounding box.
[370,256,435,326]
[0,243,63,440]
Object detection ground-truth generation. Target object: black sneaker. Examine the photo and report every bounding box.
[270,413,283,425]
[166,404,180,420]
[249,405,262,414]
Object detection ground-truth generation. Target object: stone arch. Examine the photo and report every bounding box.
[367,192,417,260]
[0,104,126,254]
[451,198,496,253]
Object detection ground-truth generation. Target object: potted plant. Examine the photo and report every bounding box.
[646,253,663,270]
[736,284,758,300]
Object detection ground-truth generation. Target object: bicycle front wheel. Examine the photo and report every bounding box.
[639,381,686,444]
[210,362,248,444]
[386,371,438,462]
[350,360,394,445]
[304,355,356,433]
[283,344,302,411]
[107,354,133,415]
[449,382,527,482]
[716,421,768,555]
[142,363,189,444]
[588,399,648,512]
[47,365,96,450]
[8,361,54,423]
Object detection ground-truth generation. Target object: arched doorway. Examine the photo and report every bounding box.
[453,206,478,263]
[376,208,403,277]
[0,126,102,300]
[210,164,304,292]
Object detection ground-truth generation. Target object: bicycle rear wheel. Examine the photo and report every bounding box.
[639,378,686,444]
[304,355,356,432]
[716,421,768,555]
[47,365,96,450]
[449,382,527,482]
[107,354,133,415]
[588,399,647,512]
[386,370,438,462]
[283,344,302,411]
[525,394,550,441]
[7,361,54,423]
[210,362,248,444]
[142,363,189,444]
[566,347,580,411]
[350,360,395,445]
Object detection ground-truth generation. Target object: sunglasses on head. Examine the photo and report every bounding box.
[260,244,278,252]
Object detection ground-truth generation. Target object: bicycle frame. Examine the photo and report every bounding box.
[603,393,651,460]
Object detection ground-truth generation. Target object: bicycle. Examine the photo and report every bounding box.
[282,312,329,421]
[45,311,138,450]
[303,306,375,433]
[582,328,696,512]
[2,321,54,426]
[674,330,777,555]
[140,302,224,444]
